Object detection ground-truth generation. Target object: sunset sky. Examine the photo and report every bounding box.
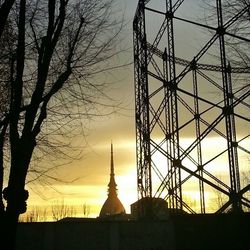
[21,0,250,220]
[23,0,139,218]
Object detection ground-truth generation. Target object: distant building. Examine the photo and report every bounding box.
[131,197,169,219]
[99,143,126,218]
[131,197,186,220]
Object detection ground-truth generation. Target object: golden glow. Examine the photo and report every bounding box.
[14,0,249,221]
[22,135,249,221]
[116,168,137,214]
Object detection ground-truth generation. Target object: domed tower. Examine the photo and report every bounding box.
[99,143,125,218]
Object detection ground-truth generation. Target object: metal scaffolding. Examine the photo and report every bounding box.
[133,0,250,215]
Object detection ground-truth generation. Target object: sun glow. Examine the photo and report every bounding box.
[22,134,249,221]
[116,168,137,214]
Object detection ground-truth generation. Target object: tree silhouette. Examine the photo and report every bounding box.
[203,0,250,68]
[51,199,76,221]
[0,0,124,249]
[0,0,15,38]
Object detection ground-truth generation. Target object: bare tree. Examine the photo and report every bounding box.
[0,0,124,249]
[51,199,76,221]
[19,201,90,222]
[82,202,90,217]
[0,0,15,38]
[0,13,16,244]
[202,1,250,201]
[202,0,250,67]
[201,0,250,106]
[19,206,47,222]
[211,188,228,211]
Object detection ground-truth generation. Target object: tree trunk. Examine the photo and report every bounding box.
[1,211,19,250]
[0,121,8,214]
[0,0,15,38]
[2,137,34,250]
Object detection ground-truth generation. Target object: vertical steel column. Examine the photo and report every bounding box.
[216,0,241,212]
[133,0,152,215]
[163,49,175,209]
[166,0,182,210]
[192,62,205,213]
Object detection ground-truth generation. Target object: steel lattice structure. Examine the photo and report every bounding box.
[133,0,250,215]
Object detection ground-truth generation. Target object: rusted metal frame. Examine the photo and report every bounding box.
[147,40,250,73]
[150,56,164,79]
[147,71,170,134]
[227,66,241,193]
[192,66,206,213]
[149,102,167,134]
[232,88,250,110]
[216,184,250,213]
[216,0,241,212]
[175,3,249,86]
[176,34,218,85]
[146,0,185,64]
[179,163,230,197]
[176,195,196,214]
[150,138,173,204]
[163,49,175,208]
[134,21,144,200]
[152,139,231,198]
[166,0,183,210]
[154,137,201,199]
[134,1,152,201]
[179,112,225,161]
[237,134,250,155]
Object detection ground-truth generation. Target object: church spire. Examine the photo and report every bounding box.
[99,142,126,218]
[108,142,117,197]
[111,142,114,176]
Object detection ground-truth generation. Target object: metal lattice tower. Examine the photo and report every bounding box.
[133,0,250,215]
